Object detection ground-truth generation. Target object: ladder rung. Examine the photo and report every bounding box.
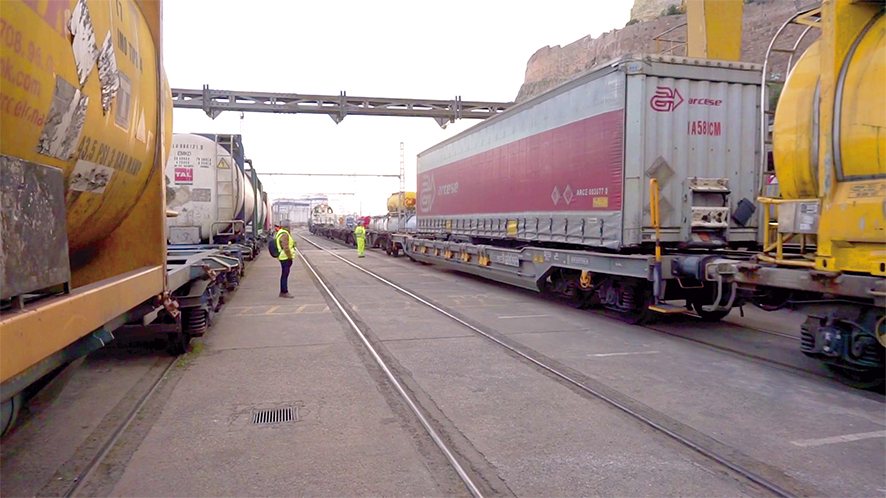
[764,110,776,115]
[770,48,796,54]
[767,79,786,85]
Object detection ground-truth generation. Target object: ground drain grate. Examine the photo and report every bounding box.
[252,407,295,425]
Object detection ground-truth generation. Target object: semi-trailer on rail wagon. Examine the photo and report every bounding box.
[382,8,885,387]
[393,54,761,324]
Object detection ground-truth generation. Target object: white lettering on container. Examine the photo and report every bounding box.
[437,182,458,195]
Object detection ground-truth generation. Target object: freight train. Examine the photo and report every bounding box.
[163,132,271,344]
[309,204,366,244]
[367,2,884,387]
[166,133,270,247]
[0,0,268,435]
[364,192,417,255]
[310,193,418,253]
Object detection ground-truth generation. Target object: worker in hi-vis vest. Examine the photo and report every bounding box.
[276,220,297,298]
[355,223,366,258]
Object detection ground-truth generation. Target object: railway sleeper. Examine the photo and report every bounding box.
[320,233,885,389]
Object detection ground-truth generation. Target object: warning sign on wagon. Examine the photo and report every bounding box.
[174,167,193,185]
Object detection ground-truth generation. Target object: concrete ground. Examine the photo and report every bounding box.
[2,252,463,497]
[301,233,886,497]
[1,349,170,497]
[2,233,883,497]
[297,243,754,496]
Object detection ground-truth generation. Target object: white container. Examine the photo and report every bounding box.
[417,54,762,249]
[272,200,311,226]
[166,134,248,243]
[290,205,310,226]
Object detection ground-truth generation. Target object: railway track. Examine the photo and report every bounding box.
[20,276,244,496]
[295,244,484,498]
[297,233,816,497]
[62,356,180,497]
[301,233,860,389]
[7,234,871,496]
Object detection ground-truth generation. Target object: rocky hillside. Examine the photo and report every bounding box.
[517,0,817,102]
[631,0,683,22]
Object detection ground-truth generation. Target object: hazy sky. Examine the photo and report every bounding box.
[164,1,632,216]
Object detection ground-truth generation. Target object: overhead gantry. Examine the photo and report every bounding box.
[171,86,514,128]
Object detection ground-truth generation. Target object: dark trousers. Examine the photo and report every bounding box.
[280,259,293,294]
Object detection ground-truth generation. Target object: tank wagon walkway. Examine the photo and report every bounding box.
[2,234,884,497]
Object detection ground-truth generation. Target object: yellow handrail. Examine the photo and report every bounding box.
[757,253,816,268]
[757,196,819,204]
[650,178,661,263]
[757,196,820,266]
[654,22,688,55]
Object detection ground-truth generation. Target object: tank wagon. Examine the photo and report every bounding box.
[163,134,272,350]
[385,6,884,387]
[720,1,884,386]
[366,192,417,255]
[246,165,270,239]
[263,193,272,232]
[0,0,255,434]
[167,133,269,249]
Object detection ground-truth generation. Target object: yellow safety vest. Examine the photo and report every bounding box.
[275,229,296,261]
[355,225,366,238]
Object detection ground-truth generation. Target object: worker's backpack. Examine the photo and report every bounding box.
[268,233,280,258]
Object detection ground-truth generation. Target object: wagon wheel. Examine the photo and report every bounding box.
[825,364,885,390]
[165,314,190,356]
[0,393,23,436]
[620,285,655,325]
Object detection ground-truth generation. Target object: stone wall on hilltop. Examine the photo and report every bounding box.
[517,0,816,102]
[631,0,682,22]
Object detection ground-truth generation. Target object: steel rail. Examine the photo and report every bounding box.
[298,233,796,498]
[303,234,839,381]
[295,246,484,498]
[64,356,179,497]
